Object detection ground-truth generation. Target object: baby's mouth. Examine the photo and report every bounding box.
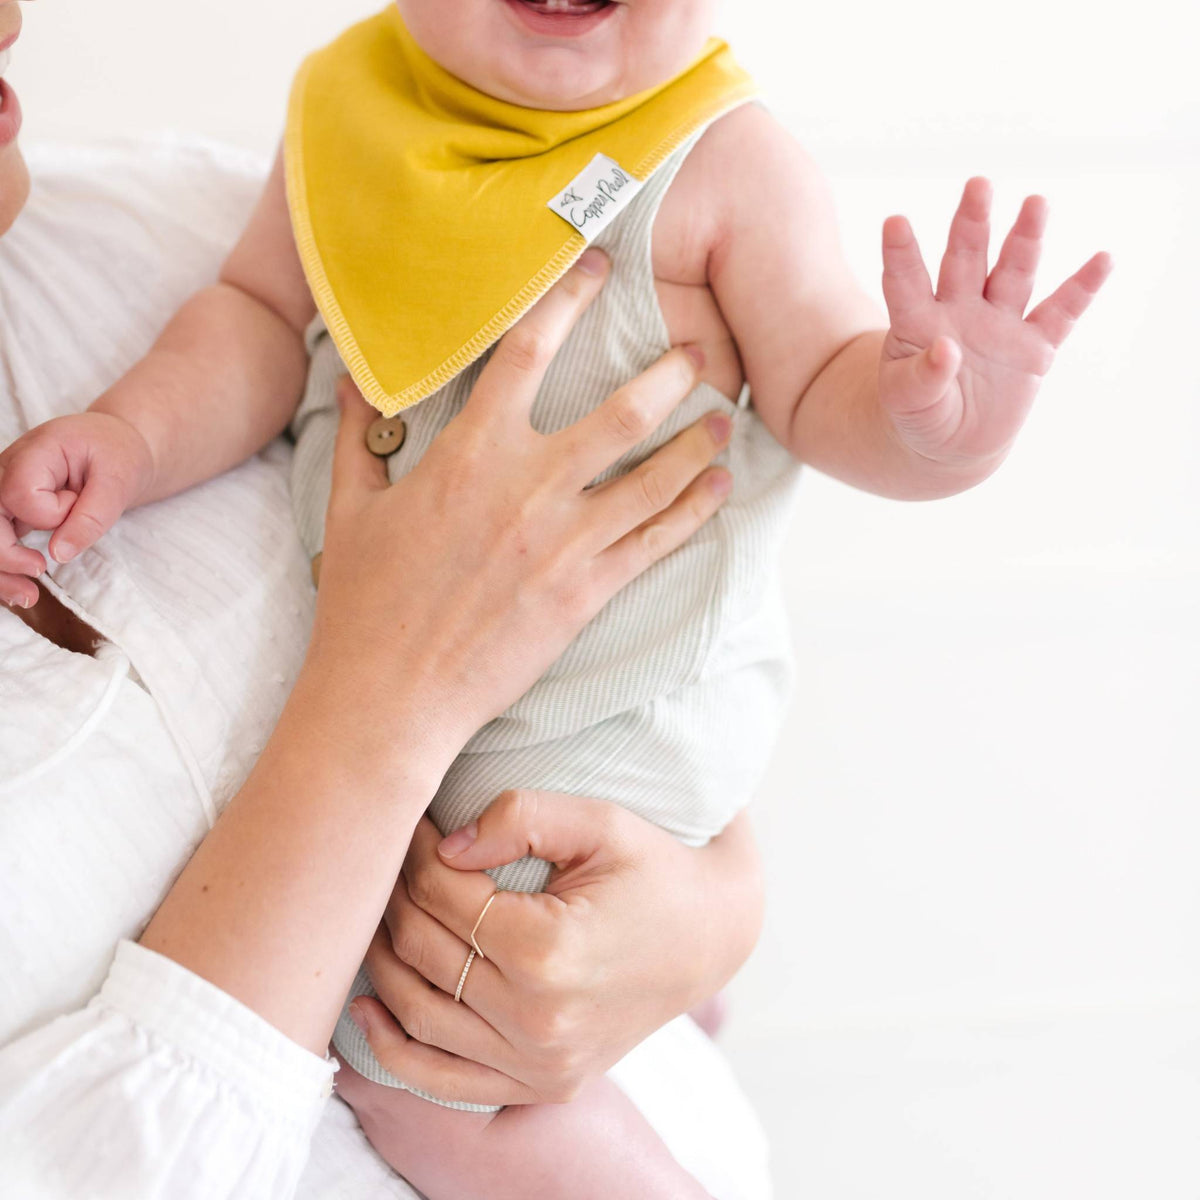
[517,0,614,11]
[503,0,620,37]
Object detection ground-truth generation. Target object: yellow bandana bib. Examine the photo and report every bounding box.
[284,7,757,416]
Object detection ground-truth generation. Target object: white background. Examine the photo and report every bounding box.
[10,1,1199,1195]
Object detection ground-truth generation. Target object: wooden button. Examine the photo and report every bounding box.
[366,416,407,457]
[310,552,323,588]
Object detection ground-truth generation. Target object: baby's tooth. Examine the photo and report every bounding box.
[0,48,12,79]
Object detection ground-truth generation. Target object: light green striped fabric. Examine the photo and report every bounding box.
[291,125,801,1109]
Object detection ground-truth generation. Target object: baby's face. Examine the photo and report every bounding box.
[394,0,718,111]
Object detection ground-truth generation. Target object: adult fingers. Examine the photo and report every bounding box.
[553,345,702,486]
[364,926,513,1068]
[936,177,993,300]
[404,817,567,976]
[438,789,635,876]
[583,409,732,544]
[346,995,539,1106]
[983,194,1047,314]
[467,249,609,424]
[327,377,391,512]
[880,215,934,326]
[383,872,504,1001]
[1025,251,1114,349]
[594,466,731,595]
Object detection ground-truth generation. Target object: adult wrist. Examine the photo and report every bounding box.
[286,646,470,797]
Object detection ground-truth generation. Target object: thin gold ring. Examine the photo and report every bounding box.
[470,892,499,960]
[454,948,477,1003]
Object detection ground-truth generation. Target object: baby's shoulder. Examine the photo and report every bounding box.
[655,103,828,284]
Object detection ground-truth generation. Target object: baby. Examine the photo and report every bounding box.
[0,0,1110,1194]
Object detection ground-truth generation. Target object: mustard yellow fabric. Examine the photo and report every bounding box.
[284,6,756,416]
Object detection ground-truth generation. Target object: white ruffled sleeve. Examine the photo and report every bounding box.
[0,941,336,1200]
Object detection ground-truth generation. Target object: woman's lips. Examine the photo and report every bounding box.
[0,79,22,148]
[502,0,618,39]
[0,28,21,149]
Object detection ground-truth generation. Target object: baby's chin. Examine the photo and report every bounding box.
[467,53,640,111]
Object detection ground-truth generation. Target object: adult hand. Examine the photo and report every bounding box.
[342,794,764,1107]
[307,247,734,758]
[140,250,735,1053]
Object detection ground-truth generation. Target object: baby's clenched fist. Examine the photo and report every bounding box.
[0,412,154,607]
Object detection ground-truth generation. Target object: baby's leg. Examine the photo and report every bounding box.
[689,990,729,1039]
[335,1060,713,1200]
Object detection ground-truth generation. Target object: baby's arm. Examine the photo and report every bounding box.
[702,105,1111,499]
[0,148,314,582]
[337,1061,714,1200]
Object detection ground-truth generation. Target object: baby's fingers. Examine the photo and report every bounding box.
[937,177,993,300]
[0,571,39,609]
[0,503,47,582]
[881,215,934,325]
[0,447,77,531]
[50,474,128,564]
[983,194,1047,314]
[1025,251,1114,349]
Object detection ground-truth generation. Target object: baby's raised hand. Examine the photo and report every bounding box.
[0,413,153,607]
[877,178,1112,475]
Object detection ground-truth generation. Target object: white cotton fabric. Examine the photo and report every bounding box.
[0,139,771,1199]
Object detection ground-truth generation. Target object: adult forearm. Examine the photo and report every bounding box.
[140,660,457,1055]
[91,283,307,504]
[788,329,995,500]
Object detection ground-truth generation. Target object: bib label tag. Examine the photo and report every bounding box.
[547,154,644,243]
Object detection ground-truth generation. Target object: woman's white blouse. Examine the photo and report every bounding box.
[0,141,770,1199]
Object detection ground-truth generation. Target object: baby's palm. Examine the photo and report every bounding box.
[878,178,1111,468]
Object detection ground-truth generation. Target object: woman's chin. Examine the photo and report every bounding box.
[0,139,29,236]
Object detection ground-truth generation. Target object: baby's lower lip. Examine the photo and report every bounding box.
[502,0,618,38]
[0,79,23,149]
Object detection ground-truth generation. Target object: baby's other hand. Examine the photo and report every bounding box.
[877,178,1112,476]
[0,412,154,606]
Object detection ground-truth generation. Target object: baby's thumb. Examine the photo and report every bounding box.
[51,475,129,564]
[880,335,961,417]
[438,790,616,872]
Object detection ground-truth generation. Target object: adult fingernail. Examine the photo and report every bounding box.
[348,1002,369,1035]
[573,248,604,276]
[439,822,478,858]
[577,248,608,276]
[706,414,732,444]
[53,542,77,564]
[683,344,705,369]
[708,469,733,497]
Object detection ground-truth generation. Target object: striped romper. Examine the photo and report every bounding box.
[290,128,802,1108]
